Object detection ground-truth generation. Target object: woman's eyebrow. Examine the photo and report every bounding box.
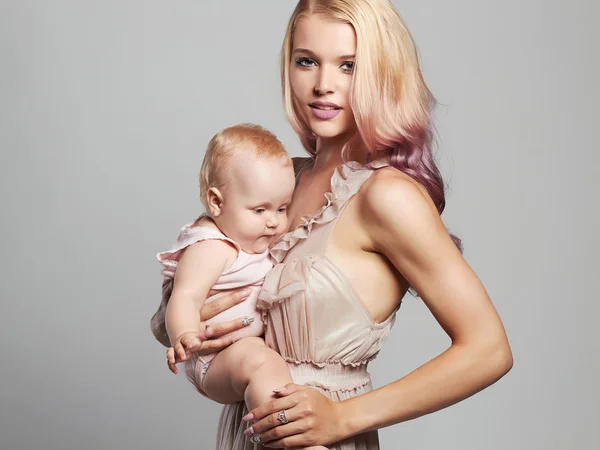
[293,48,355,60]
[293,48,316,56]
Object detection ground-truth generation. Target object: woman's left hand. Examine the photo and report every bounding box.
[242,383,346,448]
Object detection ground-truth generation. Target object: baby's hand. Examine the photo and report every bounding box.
[166,331,205,374]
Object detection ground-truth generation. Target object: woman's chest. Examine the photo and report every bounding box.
[287,173,332,231]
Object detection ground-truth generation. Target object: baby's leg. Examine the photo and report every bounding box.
[202,337,290,407]
[202,337,327,450]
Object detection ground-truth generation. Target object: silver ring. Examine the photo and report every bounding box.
[241,316,255,326]
[277,409,289,425]
[250,435,261,444]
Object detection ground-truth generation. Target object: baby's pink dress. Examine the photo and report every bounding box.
[150,218,271,391]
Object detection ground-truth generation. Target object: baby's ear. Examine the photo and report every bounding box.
[206,187,224,217]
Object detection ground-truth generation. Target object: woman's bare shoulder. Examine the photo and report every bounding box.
[357,166,441,240]
[361,167,433,212]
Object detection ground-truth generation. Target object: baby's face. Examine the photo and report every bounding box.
[215,150,295,254]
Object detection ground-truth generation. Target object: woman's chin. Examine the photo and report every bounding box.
[309,121,354,142]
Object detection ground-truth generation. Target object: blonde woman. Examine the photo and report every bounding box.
[182,1,513,448]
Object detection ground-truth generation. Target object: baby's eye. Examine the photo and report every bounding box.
[278,207,287,213]
[254,208,265,214]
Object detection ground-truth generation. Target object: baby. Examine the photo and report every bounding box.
[150,124,327,450]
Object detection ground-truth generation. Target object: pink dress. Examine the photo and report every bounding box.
[150,219,270,391]
[216,159,399,449]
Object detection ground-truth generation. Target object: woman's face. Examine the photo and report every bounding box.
[289,14,357,141]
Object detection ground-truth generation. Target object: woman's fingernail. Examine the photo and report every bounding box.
[239,289,251,298]
[243,426,254,436]
[241,317,255,326]
[272,387,286,393]
[241,412,254,422]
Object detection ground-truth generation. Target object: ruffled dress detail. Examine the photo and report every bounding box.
[216,160,398,450]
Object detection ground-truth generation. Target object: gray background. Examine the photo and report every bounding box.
[1,0,598,449]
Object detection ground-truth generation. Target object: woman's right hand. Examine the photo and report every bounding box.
[166,288,252,373]
[199,287,254,355]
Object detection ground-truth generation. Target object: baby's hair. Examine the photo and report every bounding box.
[199,123,290,209]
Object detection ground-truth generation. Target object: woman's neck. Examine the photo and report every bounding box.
[313,134,367,173]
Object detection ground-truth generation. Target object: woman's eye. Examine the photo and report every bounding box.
[295,57,316,68]
[341,61,354,73]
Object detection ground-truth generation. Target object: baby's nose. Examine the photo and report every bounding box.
[266,215,279,228]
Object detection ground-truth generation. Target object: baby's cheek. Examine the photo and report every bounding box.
[280,215,289,231]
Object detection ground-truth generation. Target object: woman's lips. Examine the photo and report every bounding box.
[309,102,341,120]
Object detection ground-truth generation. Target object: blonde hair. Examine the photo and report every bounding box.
[281,0,462,250]
[199,124,289,209]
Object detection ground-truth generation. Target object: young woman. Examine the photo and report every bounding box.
[175,1,513,448]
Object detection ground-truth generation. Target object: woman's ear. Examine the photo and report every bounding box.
[206,187,224,217]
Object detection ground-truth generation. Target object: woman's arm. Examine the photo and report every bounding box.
[247,169,513,448]
[339,169,513,436]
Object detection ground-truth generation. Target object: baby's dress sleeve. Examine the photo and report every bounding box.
[150,222,240,347]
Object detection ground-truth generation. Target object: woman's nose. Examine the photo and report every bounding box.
[314,67,335,95]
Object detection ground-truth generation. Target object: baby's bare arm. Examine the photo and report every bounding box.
[165,239,237,345]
